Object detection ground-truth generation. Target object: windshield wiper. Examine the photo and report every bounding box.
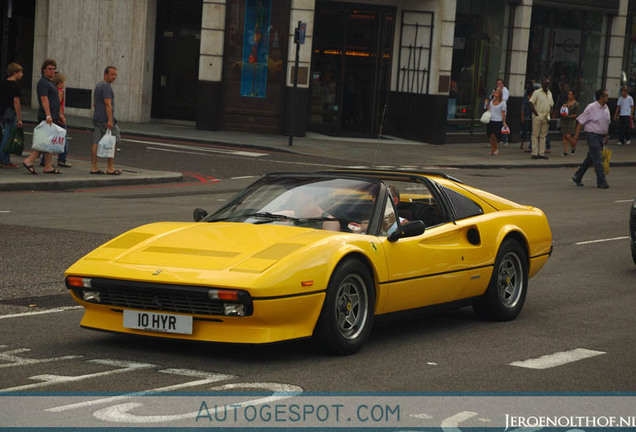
[244,212,301,224]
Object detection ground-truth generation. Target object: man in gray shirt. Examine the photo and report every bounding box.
[91,66,122,175]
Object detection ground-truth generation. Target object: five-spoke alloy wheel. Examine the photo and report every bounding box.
[315,259,375,355]
[474,238,528,321]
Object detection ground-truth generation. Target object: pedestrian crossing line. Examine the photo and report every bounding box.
[509,348,606,370]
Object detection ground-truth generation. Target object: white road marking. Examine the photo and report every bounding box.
[614,199,634,203]
[509,348,606,369]
[0,348,82,368]
[48,369,236,412]
[441,411,479,429]
[0,306,82,320]
[142,141,340,168]
[230,176,256,180]
[0,359,155,392]
[576,236,629,245]
[0,210,11,213]
[124,139,268,157]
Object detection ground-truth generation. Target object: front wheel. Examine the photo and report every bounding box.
[473,239,528,321]
[314,259,375,355]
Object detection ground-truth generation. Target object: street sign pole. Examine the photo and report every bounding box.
[288,21,305,147]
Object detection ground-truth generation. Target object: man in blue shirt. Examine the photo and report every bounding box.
[22,59,64,174]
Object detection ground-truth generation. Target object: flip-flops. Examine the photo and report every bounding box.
[106,169,122,175]
[43,168,62,174]
[90,170,105,175]
[22,162,37,175]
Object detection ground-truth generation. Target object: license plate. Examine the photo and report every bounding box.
[123,310,193,335]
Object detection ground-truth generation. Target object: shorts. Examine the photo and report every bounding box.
[93,121,122,146]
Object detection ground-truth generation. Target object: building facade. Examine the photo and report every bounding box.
[0,0,633,143]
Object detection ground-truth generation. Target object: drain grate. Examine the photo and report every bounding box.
[0,294,77,308]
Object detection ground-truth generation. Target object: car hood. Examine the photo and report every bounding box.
[67,222,342,279]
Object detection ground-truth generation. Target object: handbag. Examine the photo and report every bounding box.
[3,127,25,156]
[97,129,116,158]
[601,145,612,175]
[31,121,66,154]
[501,125,510,135]
[480,110,491,124]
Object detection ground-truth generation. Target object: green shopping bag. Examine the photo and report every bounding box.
[4,127,25,156]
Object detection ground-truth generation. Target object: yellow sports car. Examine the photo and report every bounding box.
[65,170,552,355]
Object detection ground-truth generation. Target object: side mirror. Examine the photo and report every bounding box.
[388,220,425,242]
[193,208,208,222]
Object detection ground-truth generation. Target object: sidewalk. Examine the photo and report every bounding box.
[2,108,636,191]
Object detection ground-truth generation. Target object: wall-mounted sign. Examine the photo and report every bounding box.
[241,0,272,98]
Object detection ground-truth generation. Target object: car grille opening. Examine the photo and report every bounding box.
[69,278,252,317]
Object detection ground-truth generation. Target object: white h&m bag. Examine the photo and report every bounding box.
[31,121,66,154]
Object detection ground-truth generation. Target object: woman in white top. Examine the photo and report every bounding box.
[486,88,507,155]
[614,86,634,145]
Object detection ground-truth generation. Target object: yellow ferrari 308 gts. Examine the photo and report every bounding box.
[65,170,552,355]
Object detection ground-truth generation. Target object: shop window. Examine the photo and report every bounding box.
[623,15,636,94]
[526,6,608,106]
[448,0,510,135]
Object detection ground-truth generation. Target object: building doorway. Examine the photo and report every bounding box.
[0,0,35,104]
[309,2,394,137]
[151,0,202,121]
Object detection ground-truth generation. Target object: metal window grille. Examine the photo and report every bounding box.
[397,11,433,94]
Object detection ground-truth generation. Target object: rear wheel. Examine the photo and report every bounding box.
[474,239,528,321]
[314,259,375,355]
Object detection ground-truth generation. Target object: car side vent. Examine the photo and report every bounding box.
[442,186,484,220]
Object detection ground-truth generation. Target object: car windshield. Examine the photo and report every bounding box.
[205,176,380,233]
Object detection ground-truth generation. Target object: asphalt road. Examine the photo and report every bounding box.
[1,134,635,405]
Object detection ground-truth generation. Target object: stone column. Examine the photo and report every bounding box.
[506,0,533,142]
[508,0,532,98]
[197,0,226,130]
[607,0,629,95]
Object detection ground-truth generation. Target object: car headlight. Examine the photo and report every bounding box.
[209,289,252,316]
[82,291,101,302]
[224,304,246,317]
[66,276,101,303]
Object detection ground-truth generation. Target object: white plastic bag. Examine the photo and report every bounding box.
[31,121,66,154]
[97,129,116,158]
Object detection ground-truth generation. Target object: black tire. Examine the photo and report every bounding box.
[631,243,636,266]
[314,259,375,355]
[473,238,528,321]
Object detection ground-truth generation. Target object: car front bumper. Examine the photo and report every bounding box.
[73,291,326,344]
